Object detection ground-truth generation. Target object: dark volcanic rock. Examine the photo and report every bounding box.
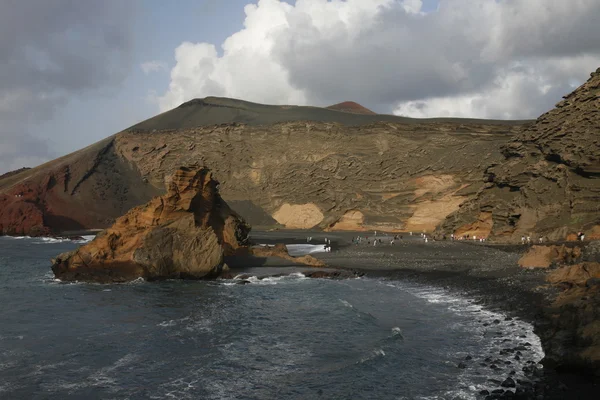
[501,377,516,388]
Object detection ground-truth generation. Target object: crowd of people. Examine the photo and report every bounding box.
[305,229,588,252]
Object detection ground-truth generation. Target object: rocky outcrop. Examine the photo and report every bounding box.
[521,241,600,375]
[249,243,325,267]
[518,245,582,268]
[441,68,600,242]
[51,167,250,283]
[542,262,600,375]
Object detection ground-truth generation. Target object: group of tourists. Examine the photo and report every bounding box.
[351,233,404,246]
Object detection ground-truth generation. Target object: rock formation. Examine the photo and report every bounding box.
[518,244,582,268]
[542,259,600,374]
[0,96,526,236]
[441,68,600,241]
[51,167,250,283]
[514,241,600,375]
[249,243,326,267]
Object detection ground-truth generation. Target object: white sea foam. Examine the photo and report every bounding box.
[339,299,354,308]
[125,277,146,285]
[33,237,72,244]
[5,234,95,244]
[227,272,307,286]
[381,280,545,398]
[357,348,386,365]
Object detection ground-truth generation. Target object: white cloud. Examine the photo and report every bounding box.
[401,0,423,14]
[158,0,600,119]
[141,60,168,75]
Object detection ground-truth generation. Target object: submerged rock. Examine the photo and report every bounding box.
[51,167,250,283]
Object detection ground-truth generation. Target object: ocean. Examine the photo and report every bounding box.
[0,237,544,399]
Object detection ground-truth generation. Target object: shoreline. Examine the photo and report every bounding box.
[249,229,600,399]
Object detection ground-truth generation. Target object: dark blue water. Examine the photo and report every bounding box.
[0,237,543,399]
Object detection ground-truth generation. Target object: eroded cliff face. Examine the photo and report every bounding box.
[116,121,521,232]
[441,68,600,241]
[51,167,250,283]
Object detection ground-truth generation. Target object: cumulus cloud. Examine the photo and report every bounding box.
[0,0,135,174]
[141,61,168,75]
[159,0,600,119]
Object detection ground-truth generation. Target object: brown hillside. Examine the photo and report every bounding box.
[0,96,530,236]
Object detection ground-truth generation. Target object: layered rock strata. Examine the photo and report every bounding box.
[51,167,250,283]
[441,68,600,241]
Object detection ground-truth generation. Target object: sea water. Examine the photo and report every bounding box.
[0,237,543,399]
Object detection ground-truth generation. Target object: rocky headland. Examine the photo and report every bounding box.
[51,166,250,282]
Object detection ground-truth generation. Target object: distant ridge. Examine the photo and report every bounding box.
[126,96,528,132]
[326,101,376,115]
[0,167,30,181]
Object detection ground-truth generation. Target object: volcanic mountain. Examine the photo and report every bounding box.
[0,93,548,238]
[326,101,376,115]
[440,67,600,241]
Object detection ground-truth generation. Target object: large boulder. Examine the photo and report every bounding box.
[51,166,250,283]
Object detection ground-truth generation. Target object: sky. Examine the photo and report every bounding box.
[1,0,599,174]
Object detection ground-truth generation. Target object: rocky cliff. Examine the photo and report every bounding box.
[441,68,600,241]
[0,96,526,236]
[528,241,600,376]
[51,167,250,283]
